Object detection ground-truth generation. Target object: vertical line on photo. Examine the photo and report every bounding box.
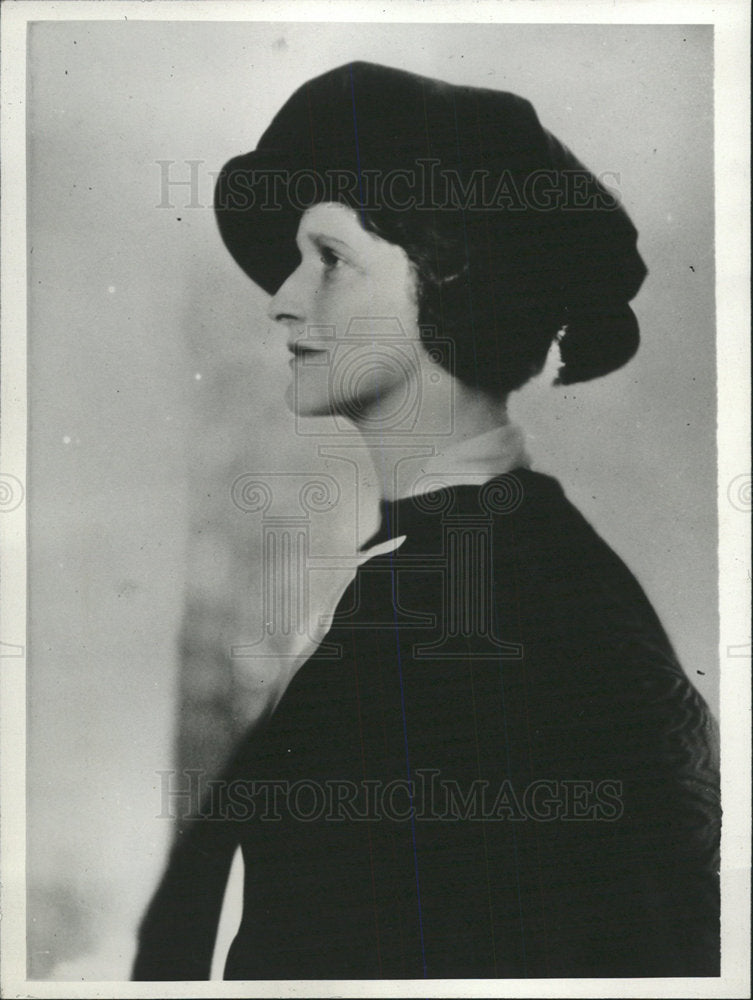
[450,93,481,393]
[472,85,552,954]
[449,94,506,972]
[348,62,428,977]
[348,627,383,976]
[419,80,452,392]
[347,63,366,226]
[445,525,501,971]
[472,100,506,396]
[465,656,500,975]
[489,558,529,976]
[494,513,551,973]
[452,88,529,967]
[304,80,317,171]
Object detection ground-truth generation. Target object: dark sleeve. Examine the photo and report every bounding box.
[131,730,264,981]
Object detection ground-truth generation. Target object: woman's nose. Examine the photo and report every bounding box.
[267,267,306,326]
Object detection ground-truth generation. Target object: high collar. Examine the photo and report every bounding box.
[359,421,530,552]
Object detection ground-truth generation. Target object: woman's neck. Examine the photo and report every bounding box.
[353,373,510,501]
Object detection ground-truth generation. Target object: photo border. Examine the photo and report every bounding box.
[1,1,749,997]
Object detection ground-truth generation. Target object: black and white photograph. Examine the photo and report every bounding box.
[0,1,750,996]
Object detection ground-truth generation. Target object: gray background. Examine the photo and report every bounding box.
[27,21,715,979]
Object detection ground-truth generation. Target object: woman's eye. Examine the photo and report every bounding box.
[319,246,342,270]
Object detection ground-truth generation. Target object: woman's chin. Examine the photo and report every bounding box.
[284,381,333,418]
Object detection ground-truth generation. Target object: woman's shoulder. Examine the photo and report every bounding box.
[487,466,605,539]
[379,466,674,655]
[485,467,659,603]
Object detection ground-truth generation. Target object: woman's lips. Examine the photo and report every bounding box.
[287,344,330,363]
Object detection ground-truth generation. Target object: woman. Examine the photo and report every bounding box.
[133,62,720,980]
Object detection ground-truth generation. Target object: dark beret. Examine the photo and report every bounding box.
[214,61,647,384]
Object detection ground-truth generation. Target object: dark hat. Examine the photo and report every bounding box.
[214,61,647,385]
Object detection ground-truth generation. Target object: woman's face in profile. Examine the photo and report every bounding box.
[267,202,423,421]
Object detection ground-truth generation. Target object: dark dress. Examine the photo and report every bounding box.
[133,468,720,980]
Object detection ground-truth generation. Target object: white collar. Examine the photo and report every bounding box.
[360,421,531,556]
[404,420,531,499]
